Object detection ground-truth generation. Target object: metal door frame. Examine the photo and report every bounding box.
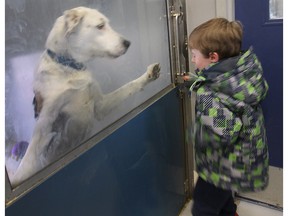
[167,0,194,199]
[6,0,194,207]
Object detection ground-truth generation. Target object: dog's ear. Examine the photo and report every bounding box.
[64,8,85,37]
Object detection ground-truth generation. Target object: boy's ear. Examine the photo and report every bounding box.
[209,52,219,63]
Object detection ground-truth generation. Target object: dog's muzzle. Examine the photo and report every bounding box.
[108,39,131,58]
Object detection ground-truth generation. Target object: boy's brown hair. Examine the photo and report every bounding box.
[188,18,243,60]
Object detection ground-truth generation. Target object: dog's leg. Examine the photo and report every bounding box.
[10,88,94,187]
[10,93,67,186]
[10,115,59,187]
[94,63,160,119]
[10,135,46,187]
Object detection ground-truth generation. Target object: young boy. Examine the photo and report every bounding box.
[185,18,269,216]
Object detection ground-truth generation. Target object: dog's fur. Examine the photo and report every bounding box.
[11,7,160,186]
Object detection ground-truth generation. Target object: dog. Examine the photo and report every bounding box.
[11,6,160,187]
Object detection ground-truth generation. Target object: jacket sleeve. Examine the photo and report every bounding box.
[195,89,243,148]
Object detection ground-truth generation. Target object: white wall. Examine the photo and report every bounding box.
[186,0,234,32]
[185,0,234,72]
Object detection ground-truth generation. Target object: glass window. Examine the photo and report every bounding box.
[269,0,283,19]
[5,0,171,188]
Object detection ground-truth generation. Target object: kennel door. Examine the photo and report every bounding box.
[6,0,190,214]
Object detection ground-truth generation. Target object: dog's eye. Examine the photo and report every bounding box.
[96,23,105,30]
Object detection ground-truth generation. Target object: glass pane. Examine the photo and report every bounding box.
[5,0,171,187]
[269,0,283,19]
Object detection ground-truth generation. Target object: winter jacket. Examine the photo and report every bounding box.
[190,48,269,192]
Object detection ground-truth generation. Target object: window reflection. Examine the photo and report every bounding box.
[269,0,283,19]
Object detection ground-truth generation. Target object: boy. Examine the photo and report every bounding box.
[185,18,269,216]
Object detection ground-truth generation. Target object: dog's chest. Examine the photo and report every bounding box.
[35,60,92,90]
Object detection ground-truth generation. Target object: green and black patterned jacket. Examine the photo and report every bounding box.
[190,48,269,192]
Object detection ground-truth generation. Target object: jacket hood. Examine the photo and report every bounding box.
[199,48,269,106]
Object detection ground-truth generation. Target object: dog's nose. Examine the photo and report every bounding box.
[123,40,131,49]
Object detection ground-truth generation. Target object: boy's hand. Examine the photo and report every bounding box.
[183,72,198,82]
[183,75,191,81]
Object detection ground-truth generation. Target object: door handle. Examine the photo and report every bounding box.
[170,2,189,84]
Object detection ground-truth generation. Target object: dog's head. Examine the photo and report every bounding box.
[47,7,130,62]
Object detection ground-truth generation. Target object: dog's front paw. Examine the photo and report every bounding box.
[147,63,160,80]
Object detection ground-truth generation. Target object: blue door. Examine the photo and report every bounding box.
[235,0,283,168]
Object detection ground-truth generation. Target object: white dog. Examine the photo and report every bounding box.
[11,6,160,187]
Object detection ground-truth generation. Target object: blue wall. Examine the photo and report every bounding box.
[235,0,283,168]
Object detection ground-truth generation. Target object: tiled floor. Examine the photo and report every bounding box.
[179,199,283,216]
[181,168,284,216]
[237,166,283,207]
